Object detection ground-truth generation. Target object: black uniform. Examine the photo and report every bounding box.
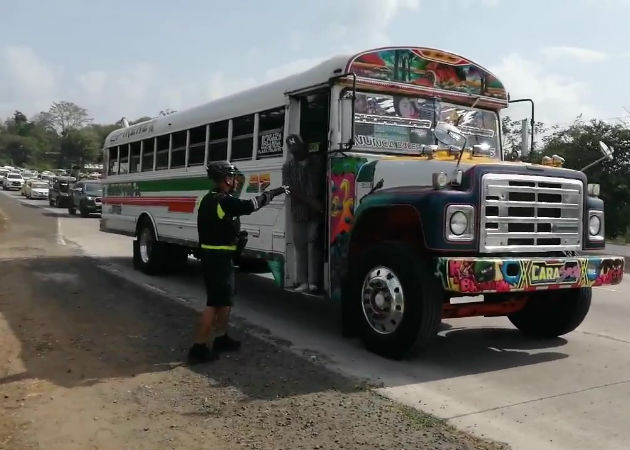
[197,190,260,307]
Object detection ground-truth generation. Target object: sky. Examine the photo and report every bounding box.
[0,0,628,128]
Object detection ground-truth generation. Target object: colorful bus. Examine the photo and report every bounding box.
[101,46,624,358]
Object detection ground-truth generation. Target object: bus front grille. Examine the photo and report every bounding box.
[480,173,583,253]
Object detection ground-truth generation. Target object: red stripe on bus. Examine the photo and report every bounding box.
[102,196,197,213]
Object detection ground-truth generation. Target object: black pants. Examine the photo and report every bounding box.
[201,250,235,307]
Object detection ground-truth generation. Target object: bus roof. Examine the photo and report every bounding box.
[105,47,507,148]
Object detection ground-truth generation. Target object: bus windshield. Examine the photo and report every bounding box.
[353,92,500,158]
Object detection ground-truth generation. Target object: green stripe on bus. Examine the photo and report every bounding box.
[105,177,214,196]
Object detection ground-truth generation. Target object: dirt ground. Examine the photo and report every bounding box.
[0,200,508,450]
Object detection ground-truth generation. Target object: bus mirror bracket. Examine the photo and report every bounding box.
[336,73,356,152]
[507,98,535,161]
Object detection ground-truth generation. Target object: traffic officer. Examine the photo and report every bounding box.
[188,161,288,364]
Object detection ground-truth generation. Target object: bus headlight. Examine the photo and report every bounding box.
[588,210,604,241]
[450,212,468,235]
[446,205,474,241]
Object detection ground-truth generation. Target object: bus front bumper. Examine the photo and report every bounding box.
[436,255,624,294]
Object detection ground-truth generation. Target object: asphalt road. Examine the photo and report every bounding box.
[1,190,628,450]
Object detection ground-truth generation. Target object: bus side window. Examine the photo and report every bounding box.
[108,146,119,175]
[231,115,254,161]
[208,120,228,161]
[130,141,141,173]
[171,130,186,169]
[141,138,154,172]
[156,135,169,170]
[119,144,130,175]
[257,107,284,159]
[188,126,206,166]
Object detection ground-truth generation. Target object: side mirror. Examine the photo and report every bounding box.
[434,122,467,148]
[599,141,614,161]
[581,141,615,172]
[339,89,354,149]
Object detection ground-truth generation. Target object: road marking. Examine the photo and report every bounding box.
[56,218,66,246]
[444,379,630,420]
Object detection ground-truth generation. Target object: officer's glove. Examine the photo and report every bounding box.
[268,185,290,197]
[255,186,289,209]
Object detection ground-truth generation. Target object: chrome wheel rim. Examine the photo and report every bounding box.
[139,227,153,264]
[361,266,405,335]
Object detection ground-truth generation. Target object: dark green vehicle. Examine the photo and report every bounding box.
[68,180,103,217]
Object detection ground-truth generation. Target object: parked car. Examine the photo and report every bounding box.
[23,179,50,199]
[48,176,75,207]
[22,170,36,180]
[68,180,102,217]
[3,172,24,191]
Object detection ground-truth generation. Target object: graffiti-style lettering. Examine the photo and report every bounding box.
[438,256,623,294]
[448,260,463,277]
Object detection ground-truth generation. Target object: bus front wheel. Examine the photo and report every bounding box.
[133,220,167,275]
[350,243,442,359]
[508,287,591,337]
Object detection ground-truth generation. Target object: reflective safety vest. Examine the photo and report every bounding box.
[197,190,256,251]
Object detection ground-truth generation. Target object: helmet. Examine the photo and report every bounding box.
[206,161,238,181]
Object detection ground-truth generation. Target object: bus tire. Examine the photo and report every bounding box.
[351,243,442,359]
[133,220,167,275]
[508,287,591,338]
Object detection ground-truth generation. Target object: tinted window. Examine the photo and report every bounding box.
[210,120,229,140]
[208,121,229,162]
[188,125,206,166]
[171,130,186,169]
[231,115,254,161]
[130,141,141,173]
[208,141,227,161]
[156,135,169,170]
[119,144,129,175]
[108,147,119,175]
[142,138,154,172]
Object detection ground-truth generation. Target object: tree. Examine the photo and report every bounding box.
[541,118,630,239]
[39,101,92,135]
[501,115,546,161]
[59,127,101,167]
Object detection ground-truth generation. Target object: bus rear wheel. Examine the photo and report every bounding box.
[349,243,442,359]
[133,220,167,275]
[508,287,591,337]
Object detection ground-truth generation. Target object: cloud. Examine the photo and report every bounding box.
[264,57,327,82]
[0,46,57,114]
[490,53,599,125]
[290,0,420,54]
[541,46,608,63]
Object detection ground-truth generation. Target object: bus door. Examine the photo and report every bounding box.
[284,90,330,294]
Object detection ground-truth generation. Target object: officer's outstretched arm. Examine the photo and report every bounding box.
[219,186,288,217]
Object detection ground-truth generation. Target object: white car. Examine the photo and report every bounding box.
[24,180,49,199]
[3,172,24,191]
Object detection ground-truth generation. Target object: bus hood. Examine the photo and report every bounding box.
[360,157,580,190]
